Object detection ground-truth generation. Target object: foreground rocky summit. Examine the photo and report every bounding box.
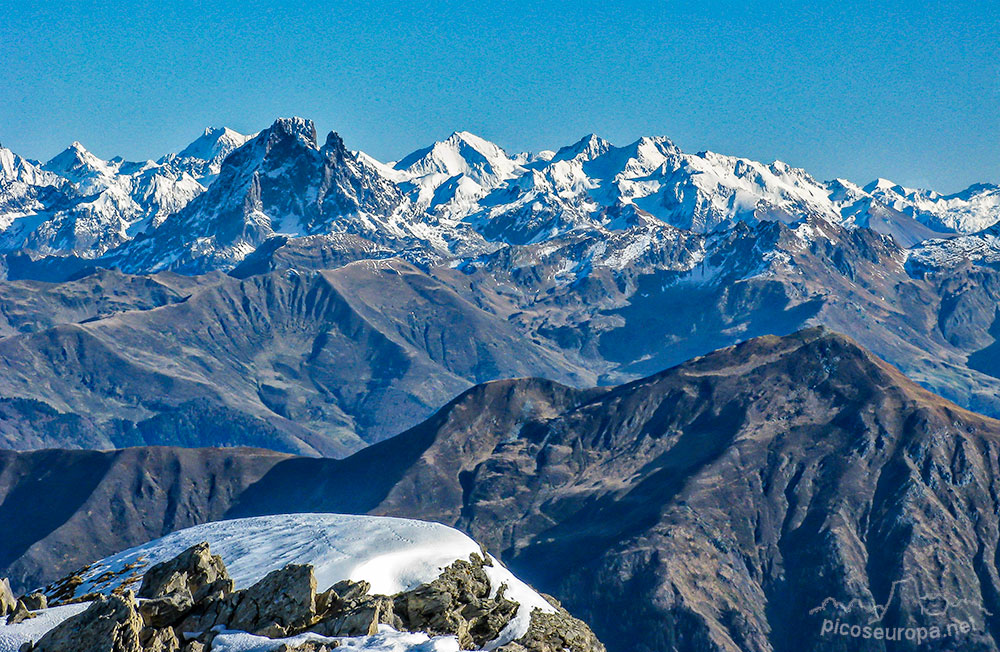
[1,516,602,652]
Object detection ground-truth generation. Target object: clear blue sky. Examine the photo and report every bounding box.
[2,0,998,192]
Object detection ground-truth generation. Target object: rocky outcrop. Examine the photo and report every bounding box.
[499,597,606,652]
[31,593,143,652]
[6,600,34,625]
[0,578,14,616]
[18,543,603,652]
[310,580,400,637]
[392,553,519,649]
[227,564,316,637]
[19,592,46,611]
[138,541,233,604]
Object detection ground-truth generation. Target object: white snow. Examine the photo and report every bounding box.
[0,602,91,652]
[38,514,555,649]
[210,625,460,652]
[4,122,996,269]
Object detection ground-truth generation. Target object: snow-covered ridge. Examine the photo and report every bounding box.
[37,514,555,647]
[0,127,255,258]
[55,514,547,602]
[1,118,996,273]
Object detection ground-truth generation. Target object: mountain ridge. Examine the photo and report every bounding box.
[3,117,997,274]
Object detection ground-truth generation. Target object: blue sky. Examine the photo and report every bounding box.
[2,0,998,191]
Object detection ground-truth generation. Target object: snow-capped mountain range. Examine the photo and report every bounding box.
[1,116,997,274]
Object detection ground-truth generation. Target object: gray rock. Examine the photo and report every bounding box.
[500,606,606,652]
[174,592,237,636]
[33,592,142,652]
[312,594,399,637]
[139,626,181,652]
[228,564,316,637]
[138,586,194,628]
[138,542,233,604]
[393,553,517,649]
[275,641,339,652]
[0,578,15,616]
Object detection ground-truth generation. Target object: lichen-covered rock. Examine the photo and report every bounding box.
[312,594,400,636]
[0,578,15,616]
[500,605,606,652]
[317,579,371,614]
[139,625,181,652]
[32,592,143,652]
[6,600,35,625]
[138,585,194,628]
[138,542,233,603]
[174,591,237,635]
[393,554,518,649]
[227,564,316,637]
[20,593,47,611]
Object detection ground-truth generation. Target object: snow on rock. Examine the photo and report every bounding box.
[43,514,555,644]
[864,178,1000,233]
[392,132,525,217]
[210,625,459,652]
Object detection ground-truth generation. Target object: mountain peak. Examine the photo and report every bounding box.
[863,177,901,194]
[178,126,252,161]
[551,133,612,163]
[263,117,318,151]
[42,141,110,181]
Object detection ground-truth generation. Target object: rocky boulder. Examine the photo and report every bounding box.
[6,600,34,625]
[138,585,194,628]
[30,592,143,652]
[227,563,317,637]
[393,553,518,649]
[139,625,182,652]
[138,542,233,604]
[20,592,47,611]
[0,578,15,616]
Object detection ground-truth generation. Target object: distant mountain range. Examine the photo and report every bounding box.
[2,117,1000,453]
[5,329,1000,652]
[3,117,999,271]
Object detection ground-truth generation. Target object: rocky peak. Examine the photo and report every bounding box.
[265,117,319,151]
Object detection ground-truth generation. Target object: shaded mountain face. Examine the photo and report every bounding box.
[5,329,1000,652]
[0,260,592,455]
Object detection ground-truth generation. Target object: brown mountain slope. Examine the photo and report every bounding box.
[5,328,1000,651]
